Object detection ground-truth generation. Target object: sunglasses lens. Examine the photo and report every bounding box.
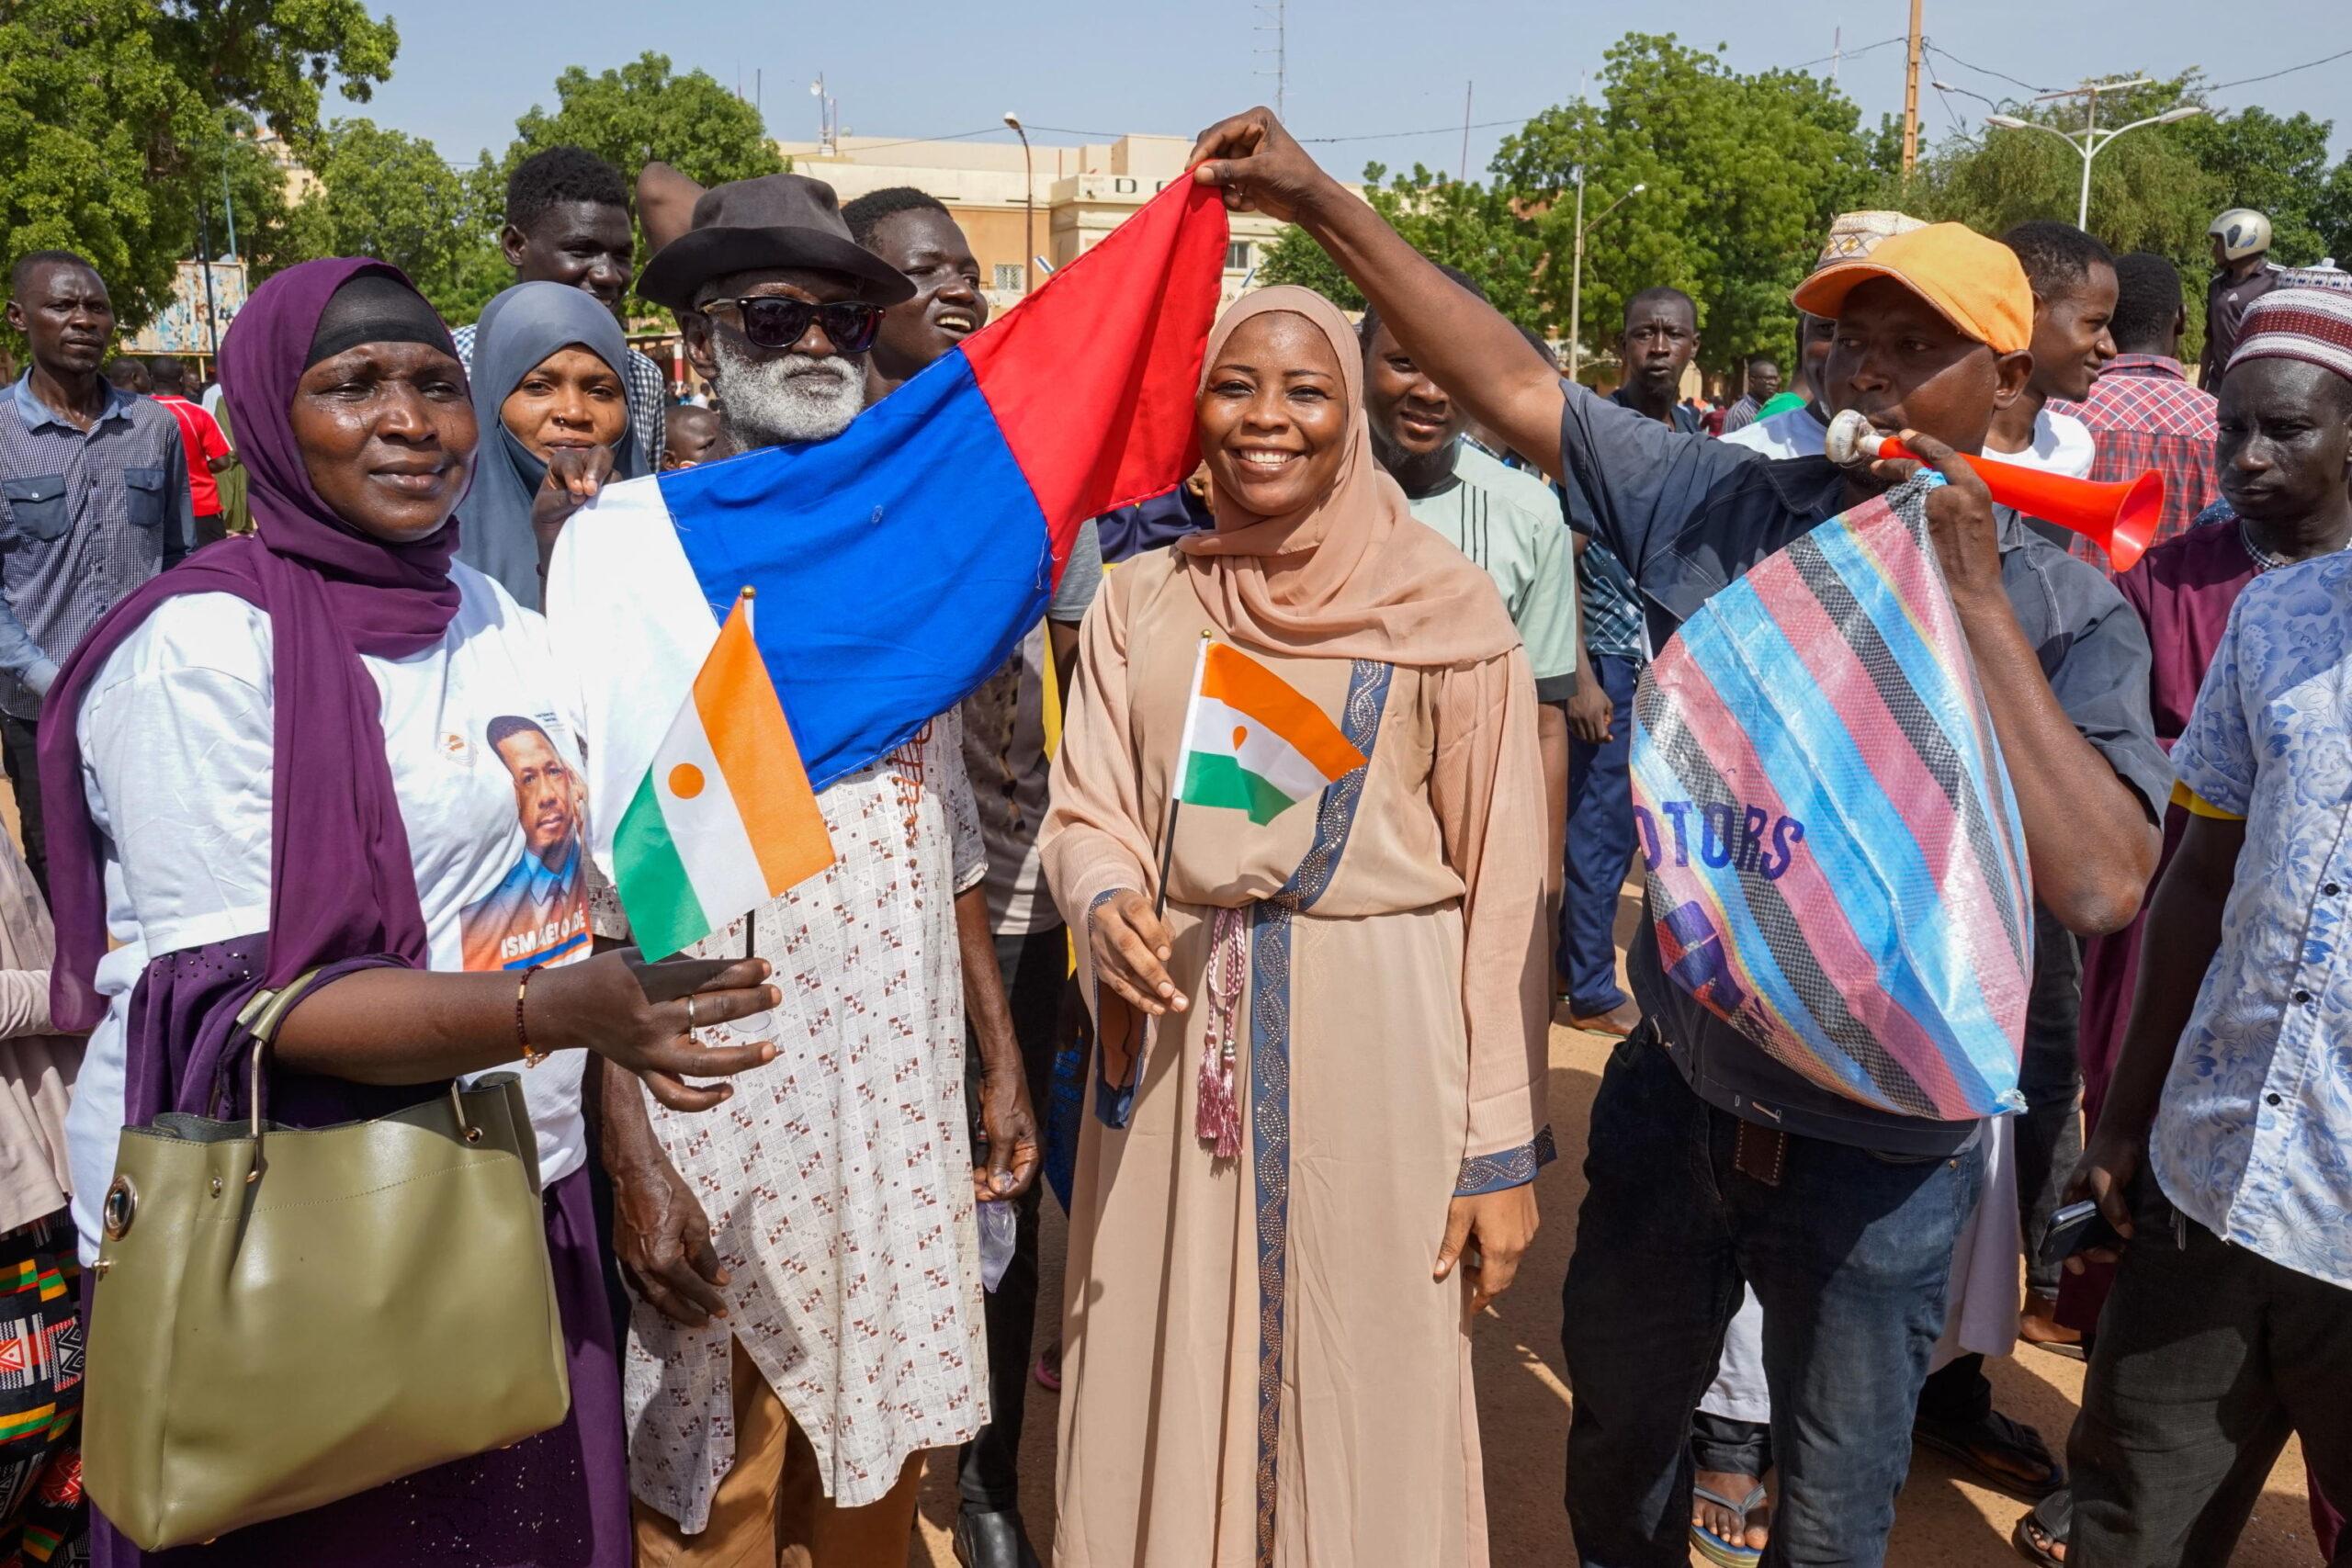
[734,299,884,354]
[738,298,816,350]
[820,304,883,354]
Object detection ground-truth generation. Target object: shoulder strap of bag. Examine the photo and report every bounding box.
[234,966,329,1046]
[223,966,328,1134]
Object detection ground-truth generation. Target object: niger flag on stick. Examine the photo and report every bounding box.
[1175,641,1364,827]
[612,590,833,959]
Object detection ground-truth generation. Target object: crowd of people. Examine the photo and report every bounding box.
[0,96,2341,1568]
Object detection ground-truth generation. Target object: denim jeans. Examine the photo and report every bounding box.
[956,923,1069,1513]
[1562,1037,1984,1566]
[1559,651,1640,1013]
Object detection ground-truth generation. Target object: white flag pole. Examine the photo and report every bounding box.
[1156,631,1214,919]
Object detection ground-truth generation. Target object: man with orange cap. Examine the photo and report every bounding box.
[1182,108,2169,1564]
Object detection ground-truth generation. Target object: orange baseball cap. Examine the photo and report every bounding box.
[1791,222,2033,355]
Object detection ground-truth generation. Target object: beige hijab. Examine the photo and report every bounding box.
[1178,287,1520,666]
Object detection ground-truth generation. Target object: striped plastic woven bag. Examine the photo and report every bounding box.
[1629,477,2032,1119]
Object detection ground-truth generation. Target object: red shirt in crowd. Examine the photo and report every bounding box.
[152,393,231,518]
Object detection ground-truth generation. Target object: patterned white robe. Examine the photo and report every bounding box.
[601,714,989,1528]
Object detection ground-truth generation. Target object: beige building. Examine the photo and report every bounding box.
[774,132,1294,311]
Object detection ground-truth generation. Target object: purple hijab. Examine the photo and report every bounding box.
[40,258,467,1032]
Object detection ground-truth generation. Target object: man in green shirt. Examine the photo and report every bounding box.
[1362,265,1580,928]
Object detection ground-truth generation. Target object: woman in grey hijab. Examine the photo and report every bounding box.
[458,280,647,607]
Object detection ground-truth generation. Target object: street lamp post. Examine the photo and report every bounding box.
[1004,112,1034,298]
[1566,169,1645,385]
[1984,80,2203,230]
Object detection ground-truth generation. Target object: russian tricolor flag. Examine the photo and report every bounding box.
[548,180,1228,882]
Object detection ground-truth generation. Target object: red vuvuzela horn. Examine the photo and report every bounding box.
[1825,410,2163,572]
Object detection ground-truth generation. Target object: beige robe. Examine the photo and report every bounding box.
[1042,551,1551,1567]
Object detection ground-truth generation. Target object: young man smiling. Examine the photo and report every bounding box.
[843,186,991,403]
[1182,107,2167,1565]
[1361,265,1579,934]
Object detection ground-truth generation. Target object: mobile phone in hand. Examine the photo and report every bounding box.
[2037,1198,2122,1271]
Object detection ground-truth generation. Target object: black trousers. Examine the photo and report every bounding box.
[2015,910,2084,1299]
[958,922,1069,1512]
[2,714,46,899]
[2070,1179,2352,1566]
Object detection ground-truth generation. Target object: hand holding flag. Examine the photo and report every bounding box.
[612,591,834,960]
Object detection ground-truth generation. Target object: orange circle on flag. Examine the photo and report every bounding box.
[668,762,707,800]
[1232,725,1248,750]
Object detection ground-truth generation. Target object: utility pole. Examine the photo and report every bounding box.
[1902,0,1924,174]
[1830,26,1842,84]
[1459,82,1474,183]
[195,197,221,370]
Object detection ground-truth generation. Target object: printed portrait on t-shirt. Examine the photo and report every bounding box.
[459,713,593,972]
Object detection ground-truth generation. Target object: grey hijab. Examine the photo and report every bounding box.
[457,281,646,608]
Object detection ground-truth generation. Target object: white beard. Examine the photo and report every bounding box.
[712,336,865,446]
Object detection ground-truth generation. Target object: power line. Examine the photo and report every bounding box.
[1920,39,2052,96]
[1790,33,1906,72]
[2209,46,2352,91]
[801,126,1004,152]
[1299,116,1534,145]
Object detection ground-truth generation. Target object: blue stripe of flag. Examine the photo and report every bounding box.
[656,349,1051,792]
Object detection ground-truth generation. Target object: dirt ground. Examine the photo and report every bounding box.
[907,885,2324,1567]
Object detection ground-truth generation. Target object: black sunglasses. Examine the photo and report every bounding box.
[699,295,886,354]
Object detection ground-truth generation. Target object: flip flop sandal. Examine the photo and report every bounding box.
[1690,1482,1768,1567]
[2011,1488,2071,1566]
[1032,1348,1062,1393]
[1914,1409,2065,1502]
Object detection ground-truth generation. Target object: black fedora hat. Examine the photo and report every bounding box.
[639,173,916,312]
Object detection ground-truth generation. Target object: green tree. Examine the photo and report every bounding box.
[1258,163,1546,327]
[1901,75,2351,364]
[1496,34,1877,384]
[503,52,780,199]
[2174,104,2341,265]
[0,0,395,329]
[288,118,497,320]
[496,53,784,317]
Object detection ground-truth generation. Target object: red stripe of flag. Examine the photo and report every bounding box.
[962,180,1229,578]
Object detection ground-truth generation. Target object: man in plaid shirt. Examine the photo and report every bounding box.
[2049,252,2217,570]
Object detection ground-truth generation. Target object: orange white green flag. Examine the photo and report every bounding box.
[612,590,834,959]
[1175,640,1366,826]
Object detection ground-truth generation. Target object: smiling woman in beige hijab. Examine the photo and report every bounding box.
[1041,286,1551,1567]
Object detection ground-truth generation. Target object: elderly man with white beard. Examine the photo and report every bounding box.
[577,173,1042,1568]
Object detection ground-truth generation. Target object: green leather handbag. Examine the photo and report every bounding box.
[82,972,573,1550]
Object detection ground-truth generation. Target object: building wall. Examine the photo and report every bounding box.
[777,132,1327,312]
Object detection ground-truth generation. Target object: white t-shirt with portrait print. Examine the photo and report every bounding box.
[62,564,596,1262]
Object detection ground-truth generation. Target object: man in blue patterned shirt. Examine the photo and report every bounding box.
[1559,287,1702,1033]
[2064,289,2352,1566]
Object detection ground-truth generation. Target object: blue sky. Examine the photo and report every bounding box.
[342,0,2350,175]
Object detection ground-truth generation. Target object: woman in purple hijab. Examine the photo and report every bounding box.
[40,259,779,1566]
